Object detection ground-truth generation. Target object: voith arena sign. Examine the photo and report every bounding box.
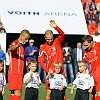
[7,11,77,16]
[0,0,88,35]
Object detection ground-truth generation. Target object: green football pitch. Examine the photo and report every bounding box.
[4,84,92,100]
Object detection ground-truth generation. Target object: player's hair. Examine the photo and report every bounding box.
[45,30,53,36]
[20,29,30,36]
[82,35,93,43]
[78,60,88,67]
[0,60,4,66]
[28,59,37,66]
[53,61,62,68]
[0,60,4,72]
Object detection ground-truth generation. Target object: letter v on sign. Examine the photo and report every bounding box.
[7,11,14,14]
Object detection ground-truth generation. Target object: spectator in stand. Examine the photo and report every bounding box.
[83,0,96,14]
[0,22,6,33]
[62,42,74,83]
[85,8,98,35]
[95,23,100,35]
[25,39,39,73]
[96,2,100,23]
[0,44,5,62]
[72,42,84,78]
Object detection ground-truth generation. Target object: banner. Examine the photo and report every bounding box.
[0,0,88,35]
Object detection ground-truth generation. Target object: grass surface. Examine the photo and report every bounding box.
[4,83,92,100]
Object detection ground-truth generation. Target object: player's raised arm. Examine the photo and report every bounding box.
[49,20,57,28]
[49,20,64,43]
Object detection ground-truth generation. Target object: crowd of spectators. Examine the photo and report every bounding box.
[82,0,100,35]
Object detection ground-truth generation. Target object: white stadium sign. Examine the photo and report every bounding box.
[0,0,88,34]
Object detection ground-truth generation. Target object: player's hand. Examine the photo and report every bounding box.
[37,82,41,86]
[30,73,33,78]
[48,69,53,75]
[76,72,80,77]
[65,52,70,56]
[88,88,93,93]
[58,86,64,91]
[70,89,73,95]
[49,20,57,28]
[2,91,5,96]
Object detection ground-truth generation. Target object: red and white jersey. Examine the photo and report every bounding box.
[8,40,24,75]
[38,26,64,73]
[83,42,100,78]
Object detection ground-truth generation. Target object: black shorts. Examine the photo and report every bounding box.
[0,92,3,100]
[24,87,38,100]
[50,89,64,100]
[74,88,89,100]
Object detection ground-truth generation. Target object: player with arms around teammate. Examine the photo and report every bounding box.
[46,61,67,100]
[8,29,30,100]
[82,35,100,100]
[38,20,67,100]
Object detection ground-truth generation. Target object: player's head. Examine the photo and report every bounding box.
[53,61,62,74]
[0,60,4,72]
[78,60,88,73]
[44,30,54,45]
[19,29,30,45]
[82,35,93,50]
[28,59,37,72]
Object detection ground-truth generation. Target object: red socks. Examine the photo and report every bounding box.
[64,97,67,100]
[44,98,50,100]
[14,95,20,100]
[9,95,20,100]
[93,96,100,100]
[98,96,100,100]
[9,95,14,100]
[44,97,67,100]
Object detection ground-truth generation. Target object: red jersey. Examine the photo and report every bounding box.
[38,26,64,73]
[8,40,24,75]
[83,42,100,78]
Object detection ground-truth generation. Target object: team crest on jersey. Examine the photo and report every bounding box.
[85,78,89,80]
[94,50,96,55]
[51,47,56,51]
